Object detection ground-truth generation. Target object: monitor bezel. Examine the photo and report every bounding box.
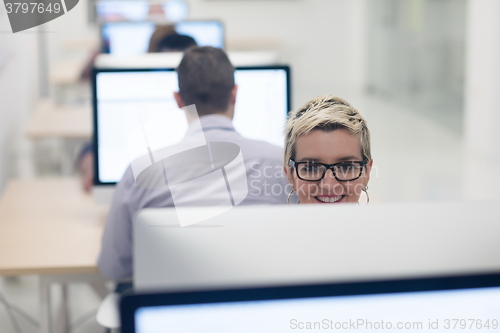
[91,65,292,186]
[100,19,226,54]
[120,272,500,333]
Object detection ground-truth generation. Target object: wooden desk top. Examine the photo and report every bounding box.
[49,58,88,85]
[0,178,107,276]
[25,99,92,140]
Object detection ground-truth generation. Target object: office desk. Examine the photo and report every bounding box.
[94,51,280,69]
[25,99,92,140]
[49,60,85,86]
[0,178,108,333]
[25,99,92,175]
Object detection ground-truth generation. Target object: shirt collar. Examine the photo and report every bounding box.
[186,114,235,134]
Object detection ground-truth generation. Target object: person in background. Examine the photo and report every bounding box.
[156,33,196,52]
[78,29,198,192]
[283,95,373,205]
[77,144,94,193]
[148,25,197,52]
[147,25,176,52]
[98,47,289,280]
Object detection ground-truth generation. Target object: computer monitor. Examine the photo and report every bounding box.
[132,202,500,292]
[96,0,188,23]
[92,66,290,185]
[121,272,500,333]
[162,0,189,23]
[101,22,156,55]
[101,20,224,55]
[96,0,150,22]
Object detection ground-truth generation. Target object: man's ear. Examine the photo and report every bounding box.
[173,91,185,108]
[230,84,238,106]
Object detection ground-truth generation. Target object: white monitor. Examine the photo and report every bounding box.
[92,66,290,185]
[101,21,224,56]
[132,202,500,293]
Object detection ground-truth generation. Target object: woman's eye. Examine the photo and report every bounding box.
[341,164,354,170]
[338,164,359,171]
[301,164,320,172]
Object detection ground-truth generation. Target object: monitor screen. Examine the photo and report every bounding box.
[96,0,188,23]
[162,0,189,23]
[134,286,500,332]
[101,21,224,55]
[102,22,156,56]
[174,21,224,49]
[97,0,150,22]
[93,67,290,184]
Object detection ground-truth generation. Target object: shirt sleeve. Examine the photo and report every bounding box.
[97,168,136,280]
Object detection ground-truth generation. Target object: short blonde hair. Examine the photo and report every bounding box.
[284,95,371,166]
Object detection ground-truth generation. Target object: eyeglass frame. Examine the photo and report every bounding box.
[288,159,368,182]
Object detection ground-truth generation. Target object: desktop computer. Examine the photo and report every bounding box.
[92,66,290,192]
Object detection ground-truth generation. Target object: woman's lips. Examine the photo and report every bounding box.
[314,195,345,203]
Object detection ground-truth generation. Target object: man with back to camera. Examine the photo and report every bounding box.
[98,46,290,280]
[79,32,198,192]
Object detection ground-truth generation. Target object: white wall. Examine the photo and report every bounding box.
[0,13,39,193]
[187,0,368,108]
[464,0,500,161]
[45,0,98,68]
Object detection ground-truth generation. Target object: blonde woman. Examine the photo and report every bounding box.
[284,95,372,204]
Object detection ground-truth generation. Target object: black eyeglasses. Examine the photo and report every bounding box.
[289,159,368,182]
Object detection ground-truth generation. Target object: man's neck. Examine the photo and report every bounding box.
[206,112,232,119]
[198,110,233,120]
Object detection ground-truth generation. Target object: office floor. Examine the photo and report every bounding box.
[0,276,104,333]
[1,94,498,333]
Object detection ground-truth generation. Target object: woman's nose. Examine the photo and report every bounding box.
[320,169,343,192]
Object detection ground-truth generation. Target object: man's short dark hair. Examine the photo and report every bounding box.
[176,46,235,115]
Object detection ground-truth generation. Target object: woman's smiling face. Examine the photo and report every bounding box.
[286,128,372,204]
